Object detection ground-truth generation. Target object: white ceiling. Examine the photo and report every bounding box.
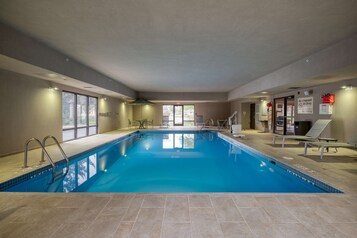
[0,0,356,93]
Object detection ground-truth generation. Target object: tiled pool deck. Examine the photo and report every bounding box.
[0,129,356,237]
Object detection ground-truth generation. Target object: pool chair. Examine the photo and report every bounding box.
[195,115,206,127]
[145,119,154,128]
[128,119,138,129]
[304,138,357,159]
[232,124,245,138]
[160,116,169,128]
[272,119,331,147]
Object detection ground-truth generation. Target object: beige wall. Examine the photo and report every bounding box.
[0,69,133,157]
[0,69,62,156]
[231,99,270,131]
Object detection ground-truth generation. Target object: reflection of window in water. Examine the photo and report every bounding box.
[63,164,76,192]
[163,133,195,149]
[184,134,194,149]
[175,134,183,148]
[77,158,88,186]
[89,154,97,178]
[62,153,98,192]
[163,134,174,149]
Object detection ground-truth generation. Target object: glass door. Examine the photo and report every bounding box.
[274,96,294,135]
[174,105,183,126]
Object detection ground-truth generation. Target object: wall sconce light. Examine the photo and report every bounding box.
[48,83,59,91]
[303,90,313,96]
[341,85,353,91]
[102,96,108,101]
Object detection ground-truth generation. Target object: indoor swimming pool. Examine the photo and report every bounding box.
[2,131,340,193]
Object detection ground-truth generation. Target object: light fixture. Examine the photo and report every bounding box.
[48,82,59,91]
[102,96,108,101]
[341,85,353,90]
[261,91,268,94]
[304,90,313,96]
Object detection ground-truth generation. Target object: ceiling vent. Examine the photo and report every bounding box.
[288,87,301,90]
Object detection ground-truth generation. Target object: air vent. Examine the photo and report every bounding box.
[288,87,301,90]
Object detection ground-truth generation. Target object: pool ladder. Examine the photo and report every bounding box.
[24,135,69,183]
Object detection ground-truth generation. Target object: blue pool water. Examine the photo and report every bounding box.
[6,131,328,193]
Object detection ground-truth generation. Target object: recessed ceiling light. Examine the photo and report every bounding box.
[341,85,347,89]
[47,73,57,78]
[261,91,268,94]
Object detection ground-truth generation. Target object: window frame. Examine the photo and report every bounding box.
[162,104,195,126]
[62,91,98,141]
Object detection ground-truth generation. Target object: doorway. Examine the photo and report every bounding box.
[274,96,295,135]
[250,103,255,129]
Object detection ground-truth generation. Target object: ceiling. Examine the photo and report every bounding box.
[0,0,357,93]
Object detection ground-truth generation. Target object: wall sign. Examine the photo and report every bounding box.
[298,97,313,114]
[319,104,333,115]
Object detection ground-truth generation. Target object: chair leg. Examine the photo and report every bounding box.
[304,142,308,155]
[282,137,285,148]
[273,136,276,145]
[320,146,324,160]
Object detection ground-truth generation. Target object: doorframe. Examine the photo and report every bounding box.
[273,95,294,135]
[173,105,184,126]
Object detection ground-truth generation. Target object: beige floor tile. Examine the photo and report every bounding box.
[142,195,165,208]
[161,223,191,238]
[210,196,244,222]
[136,208,164,223]
[312,205,357,223]
[164,196,190,223]
[191,221,224,238]
[287,207,348,237]
[79,219,120,238]
[275,195,306,207]
[165,196,188,208]
[122,207,140,222]
[65,208,102,223]
[100,206,127,216]
[277,223,314,238]
[106,195,134,208]
[189,195,212,207]
[113,222,134,238]
[331,222,357,238]
[190,207,217,223]
[51,223,90,238]
[233,195,259,207]
[255,196,298,223]
[0,222,61,238]
[220,222,253,238]
[247,223,284,238]
[130,221,161,238]
[238,207,272,225]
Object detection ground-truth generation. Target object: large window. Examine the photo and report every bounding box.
[162,105,194,126]
[62,91,98,141]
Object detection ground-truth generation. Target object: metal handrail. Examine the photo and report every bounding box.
[42,135,70,182]
[41,135,69,166]
[24,138,55,168]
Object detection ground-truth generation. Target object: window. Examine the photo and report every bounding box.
[162,104,194,126]
[62,91,98,141]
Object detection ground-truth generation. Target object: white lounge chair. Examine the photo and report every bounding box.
[273,119,331,147]
[304,141,357,159]
[195,115,206,127]
[160,116,169,128]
